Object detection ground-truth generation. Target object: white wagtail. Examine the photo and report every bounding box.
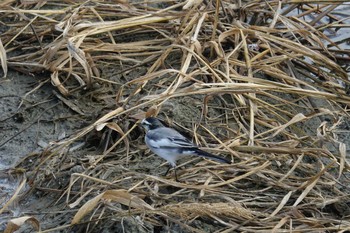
[141,117,231,180]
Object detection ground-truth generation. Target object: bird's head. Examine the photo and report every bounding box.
[141,117,164,131]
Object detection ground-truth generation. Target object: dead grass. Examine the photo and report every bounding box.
[1,0,350,232]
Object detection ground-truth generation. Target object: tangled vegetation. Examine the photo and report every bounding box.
[1,0,350,232]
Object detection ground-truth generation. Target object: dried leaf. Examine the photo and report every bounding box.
[272,113,307,137]
[0,38,7,78]
[4,216,40,233]
[67,39,92,88]
[338,142,347,179]
[72,189,154,224]
[145,106,159,117]
[183,0,203,9]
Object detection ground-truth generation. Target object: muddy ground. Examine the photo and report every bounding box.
[0,70,77,230]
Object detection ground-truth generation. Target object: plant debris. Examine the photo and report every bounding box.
[1,0,350,232]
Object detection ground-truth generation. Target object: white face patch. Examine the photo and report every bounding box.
[141,119,149,126]
[141,119,152,131]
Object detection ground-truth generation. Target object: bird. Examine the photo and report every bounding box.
[140,117,231,180]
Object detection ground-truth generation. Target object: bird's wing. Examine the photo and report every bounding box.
[147,127,196,149]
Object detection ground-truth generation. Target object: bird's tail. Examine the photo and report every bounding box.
[193,148,231,164]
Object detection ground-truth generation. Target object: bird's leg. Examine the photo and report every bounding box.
[174,167,178,182]
[164,165,178,181]
[164,165,172,176]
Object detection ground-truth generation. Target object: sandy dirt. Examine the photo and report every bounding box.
[0,70,79,230]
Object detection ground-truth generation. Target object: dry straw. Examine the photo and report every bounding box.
[1,0,350,232]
